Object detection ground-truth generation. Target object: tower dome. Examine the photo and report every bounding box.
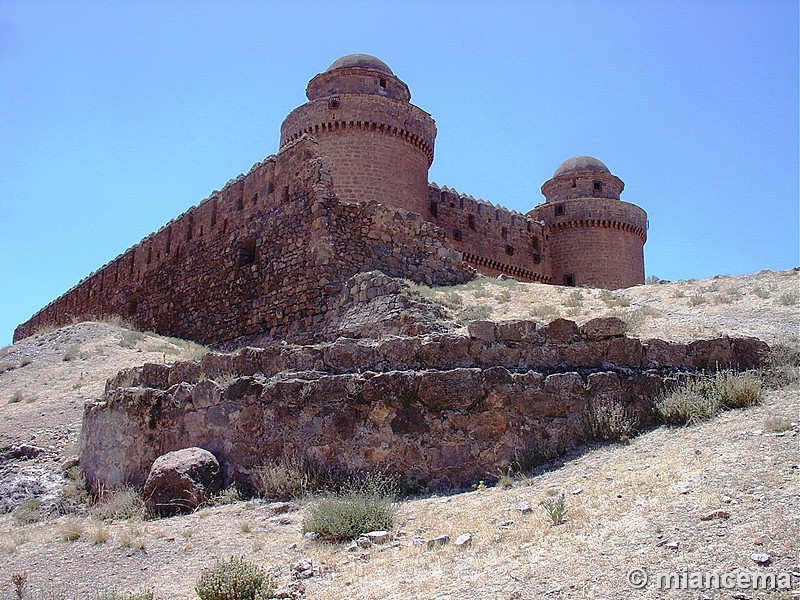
[326,54,394,75]
[553,156,610,177]
[305,54,410,102]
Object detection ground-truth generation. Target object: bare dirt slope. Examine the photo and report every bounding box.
[0,270,798,600]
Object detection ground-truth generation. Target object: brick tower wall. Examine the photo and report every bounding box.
[280,94,436,216]
[532,198,647,289]
[426,184,551,283]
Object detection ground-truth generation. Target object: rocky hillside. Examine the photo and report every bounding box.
[0,269,797,599]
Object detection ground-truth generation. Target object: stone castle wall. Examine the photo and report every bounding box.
[13,138,473,345]
[79,318,768,491]
[427,184,551,283]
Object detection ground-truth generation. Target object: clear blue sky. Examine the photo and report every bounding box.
[1,1,798,346]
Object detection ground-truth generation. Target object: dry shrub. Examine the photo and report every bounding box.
[195,556,274,600]
[583,400,639,443]
[91,487,147,521]
[656,371,762,425]
[255,456,327,500]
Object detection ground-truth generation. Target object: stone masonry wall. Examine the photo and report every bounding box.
[427,184,551,283]
[79,317,768,491]
[14,137,473,346]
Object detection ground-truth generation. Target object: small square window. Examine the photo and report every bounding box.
[555,204,565,216]
[593,180,603,191]
[236,238,257,267]
[468,214,476,230]
[505,245,514,256]
[379,78,387,89]
[328,97,340,109]
[453,229,462,241]
[564,274,575,287]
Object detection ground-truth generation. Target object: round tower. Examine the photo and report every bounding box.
[280,54,436,215]
[529,156,647,289]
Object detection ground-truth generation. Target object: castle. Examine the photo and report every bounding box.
[14,54,647,346]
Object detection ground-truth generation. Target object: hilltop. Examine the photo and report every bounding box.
[0,269,797,599]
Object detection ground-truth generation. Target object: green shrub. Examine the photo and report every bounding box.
[302,474,397,542]
[60,518,84,541]
[195,556,274,600]
[541,492,568,525]
[779,292,798,306]
[688,293,707,306]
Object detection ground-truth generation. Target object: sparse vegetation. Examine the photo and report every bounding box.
[13,499,46,524]
[204,486,242,508]
[195,556,274,600]
[302,474,397,542]
[9,390,24,403]
[583,400,638,443]
[119,330,146,349]
[541,492,568,525]
[688,293,707,307]
[255,456,327,500]
[91,487,147,521]
[763,416,793,433]
[564,290,583,309]
[90,524,110,545]
[752,286,771,299]
[529,304,558,320]
[60,518,84,541]
[778,292,798,306]
[62,344,81,362]
[655,371,762,425]
[12,571,28,600]
[496,290,511,304]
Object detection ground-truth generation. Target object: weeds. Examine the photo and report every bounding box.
[60,518,84,541]
[255,456,326,500]
[9,390,24,404]
[12,571,28,600]
[195,556,274,600]
[752,286,771,299]
[541,492,568,526]
[91,487,147,521]
[583,400,638,443]
[90,525,110,545]
[302,474,397,542]
[529,304,558,320]
[655,371,762,425]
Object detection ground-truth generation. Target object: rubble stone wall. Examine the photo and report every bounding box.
[80,319,768,491]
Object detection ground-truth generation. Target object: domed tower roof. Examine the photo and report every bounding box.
[306,54,411,102]
[553,156,610,177]
[326,54,394,75]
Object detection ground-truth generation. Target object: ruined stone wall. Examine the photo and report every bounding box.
[79,318,768,491]
[427,184,551,283]
[13,138,473,345]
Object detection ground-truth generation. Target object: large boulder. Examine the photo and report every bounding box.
[143,447,222,517]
